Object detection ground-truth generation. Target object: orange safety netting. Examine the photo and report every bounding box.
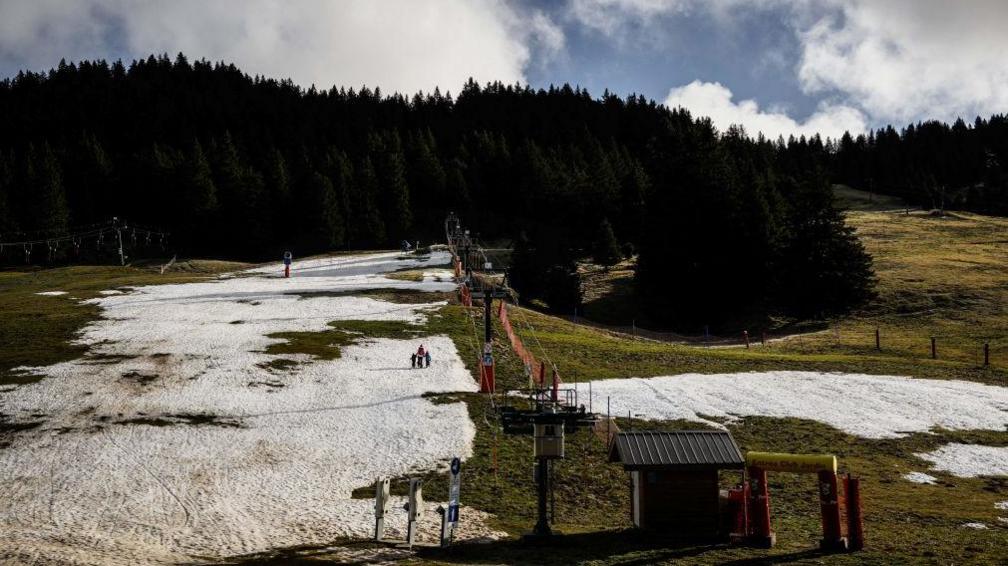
[498,301,553,386]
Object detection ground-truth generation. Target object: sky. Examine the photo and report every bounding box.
[1,0,1007,140]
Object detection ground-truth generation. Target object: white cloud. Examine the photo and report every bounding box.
[0,0,563,94]
[796,0,1008,124]
[571,0,1008,126]
[664,79,866,139]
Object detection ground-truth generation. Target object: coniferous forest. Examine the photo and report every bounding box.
[2,54,1006,327]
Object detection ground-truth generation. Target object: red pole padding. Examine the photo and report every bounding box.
[747,466,775,548]
[284,265,290,278]
[538,361,546,386]
[845,475,865,551]
[728,483,750,543]
[480,358,495,393]
[551,369,559,402]
[818,470,847,551]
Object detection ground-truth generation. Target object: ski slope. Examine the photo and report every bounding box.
[0,251,482,565]
[587,371,1008,440]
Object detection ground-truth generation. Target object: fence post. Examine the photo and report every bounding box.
[875,327,880,351]
[930,336,936,359]
[743,330,750,349]
[984,342,990,367]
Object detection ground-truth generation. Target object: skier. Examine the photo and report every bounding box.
[417,345,426,367]
[425,350,431,368]
[283,251,293,278]
[411,352,417,369]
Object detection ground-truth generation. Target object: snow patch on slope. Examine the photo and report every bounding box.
[586,371,1008,439]
[902,472,938,484]
[915,444,1008,478]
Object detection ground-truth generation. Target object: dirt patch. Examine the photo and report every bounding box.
[248,380,285,390]
[116,412,243,428]
[257,358,300,372]
[120,370,157,385]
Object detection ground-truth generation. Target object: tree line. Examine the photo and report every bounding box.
[833,117,1008,214]
[0,53,908,328]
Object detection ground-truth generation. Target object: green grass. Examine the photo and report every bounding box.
[833,184,908,212]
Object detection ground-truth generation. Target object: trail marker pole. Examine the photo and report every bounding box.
[405,478,423,548]
[984,342,990,366]
[744,330,750,349]
[114,218,124,266]
[930,336,937,359]
[374,478,390,541]
[761,331,767,346]
[875,327,880,351]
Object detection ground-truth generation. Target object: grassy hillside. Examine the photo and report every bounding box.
[571,209,1008,385]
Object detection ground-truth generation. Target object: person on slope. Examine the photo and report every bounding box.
[425,350,431,368]
[417,345,426,367]
[411,352,417,369]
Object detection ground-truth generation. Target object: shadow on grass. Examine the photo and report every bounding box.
[418,530,745,565]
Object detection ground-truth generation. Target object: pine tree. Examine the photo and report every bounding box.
[354,156,386,247]
[0,150,16,233]
[372,132,412,241]
[23,143,69,233]
[592,217,622,267]
[307,171,345,249]
[265,147,290,217]
[181,140,217,215]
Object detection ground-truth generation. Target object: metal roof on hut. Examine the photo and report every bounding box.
[609,430,745,470]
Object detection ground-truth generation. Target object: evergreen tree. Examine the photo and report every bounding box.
[353,156,386,247]
[0,150,16,233]
[306,171,345,249]
[371,132,412,241]
[592,217,622,267]
[23,143,69,233]
[178,139,218,251]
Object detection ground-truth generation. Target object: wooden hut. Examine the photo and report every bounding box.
[609,430,745,538]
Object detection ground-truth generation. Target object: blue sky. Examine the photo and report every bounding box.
[1,0,1007,140]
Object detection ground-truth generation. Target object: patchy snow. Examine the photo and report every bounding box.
[585,371,1008,439]
[915,444,1008,478]
[996,501,1008,510]
[963,522,989,529]
[903,472,938,484]
[35,290,68,296]
[0,251,479,565]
